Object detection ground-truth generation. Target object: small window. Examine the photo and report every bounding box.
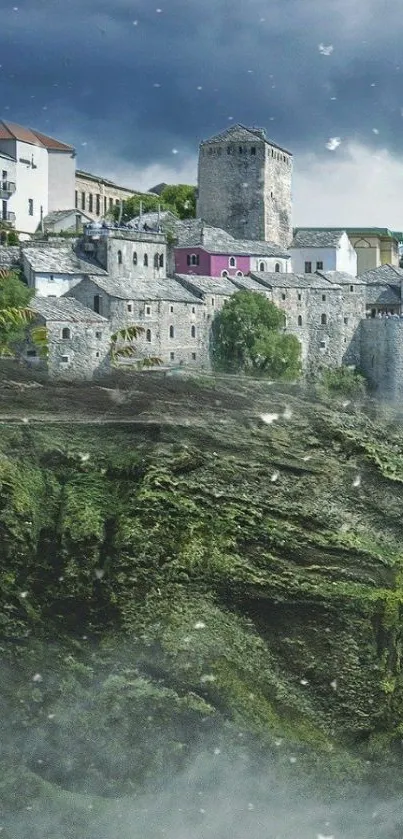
[305,261,312,273]
[227,145,232,155]
[28,198,34,216]
[170,305,174,313]
[187,254,191,266]
[81,192,85,210]
[192,306,196,314]
[322,294,326,302]
[61,327,71,339]
[49,274,54,282]
[169,325,174,338]
[275,263,281,272]
[344,317,348,325]
[154,253,159,268]
[133,251,138,265]
[190,254,199,266]
[144,253,148,266]
[88,194,93,213]
[159,253,164,268]
[259,261,265,271]
[221,270,228,277]
[192,352,196,360]
[75,190,78,208]
[211,297,215,307]
[316,261,323,271]
[146,329,151,342]
[96,194,101,215]
[96,331,102,339]
[251,146,256,155]
[26,349,37,357]
[170,351,175,360]
[320,341,326,349]
[191,325,196,338]
[298,315,302,326]
[127,303,133,312]
[350,285,354,292]
[298,293,302,301]
[109,197,113,210]
[93,295,102,314]
[229,256,236,268]
[146,305,151,316]
[281,293,286,300]
[321,313,327,325]
[95,351,100,358]
[239,146,243,154]
[118,250,123,265]
[61,355,69,363]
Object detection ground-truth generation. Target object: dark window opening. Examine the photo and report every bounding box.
[117,250,123,265]
[144,253,148,266]
[159,253,164,268]
[305,261,312,273]
[146,329,151,342]
[133,251,138,265]
[298,315,302,326]
[93,294,102,314]
[191,325,196,338]
[316,261,323,270]
[251,146,256,155]
[321,313,327,325]
[62,327,71,339]
[169,325,174,338]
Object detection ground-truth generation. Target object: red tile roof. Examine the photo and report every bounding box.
[0,120,74,151]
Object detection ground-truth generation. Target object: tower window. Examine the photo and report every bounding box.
[169,325,174,338]
[144,253,148,266]
[344,317,348,325]
[322,294,326,302]
[350,285,354,292]
[117,250,122,265]
[191,325,196,338]
[154,253,159,268]
[211,297,215,307]
[239,146,243,154]
[298,293,302,301]
[321,313,327,325]
[146,329,151,342]
[192,352,196,360]
[282,293,286,300]
[133,251,138,265]
[28,198,34,215]
[127,303,133,313]
[146,305,151,316]
[298,315,302,326]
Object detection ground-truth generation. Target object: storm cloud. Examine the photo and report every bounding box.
[1,0,403,224]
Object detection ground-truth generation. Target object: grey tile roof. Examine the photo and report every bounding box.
[86,275,202,304]
[250,272,342,290]
[175,273,237,296]
[23,246,108,276]
[291,229,346,248]
[175,219,290,257]
[230,274,272,292]
[365,284,401,306]
[200,124,292,155]
[359,264,403,283]
[317,270,365,286]
[0,246,20,268]
[31,297,108,323]
[43,209,93,226]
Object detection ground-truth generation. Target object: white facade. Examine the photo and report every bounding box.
[7,141,49,235]
[290,232,357,276]
[251,255,291,273]
[26,270,85,298]
[48,150,76,213]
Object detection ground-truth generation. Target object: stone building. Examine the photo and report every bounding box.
[66,275,208,368]
[22,243,108,297]
[81,225,168,280]
[41,208,93,235]
[196,124,293,248]
[360,318,403,400]
[316,271,366,365]
[26,297,110,380]
[290,230,357,276]
[75,170,151,221]
[174,219,290,277]
[293,228,403,275]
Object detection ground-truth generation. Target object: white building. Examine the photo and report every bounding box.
[0,120,76,237]
[22,244,108,297]
[290,229,357,276]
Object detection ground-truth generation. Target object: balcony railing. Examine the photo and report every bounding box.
[0,181,16,198]
[1,211,16,227]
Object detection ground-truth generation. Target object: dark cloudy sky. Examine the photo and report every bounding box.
[2,0,403,227]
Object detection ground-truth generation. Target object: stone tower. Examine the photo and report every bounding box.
[196,124,293,248]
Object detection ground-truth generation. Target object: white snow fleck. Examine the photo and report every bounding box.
[194,621,206,630]
[32,673,43,683]
[274,737,283,746]
[197,85,203,90]
[352,474,361,487]
[260,412,279,424]
[283,406,293,419]
[153,83,161,88]
[302,454,312,461]
[317,834,334,839]
[372,128,379,134]
[132,20,138,25]
[342,400,350,407]
[330,679,338,690]
[300,678,308,686]
[200,674,216,684]
[326,137,341,151]
[247,803,254,811]
[289,756,297,763]
[20,591,28,599]
[79,452,90,462]
[172,148,178,154]
[213,747,221,755]
[318,43,334,55]
[94,568,105,580]
[270,471,279,482]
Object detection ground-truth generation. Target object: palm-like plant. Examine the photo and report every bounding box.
[110,324,162,368]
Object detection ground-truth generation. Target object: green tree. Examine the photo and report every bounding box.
[211,290,302,379]
[112,193,167,224]
[7,230,19,246]
[159,184,196,219]
[0,271,47,359]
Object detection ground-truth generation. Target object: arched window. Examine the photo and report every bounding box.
[146,329,151,342]
[133,251,138,265]
[221,270,228,277]
[297,315,302,326]
[190,254,199,266]
[62,327,71,339]
[169,325,174,339]
[259,261,265,272]
[229,256,236,267]
[275,263,281,272]
[321,313,327,325]
[144,253,148,266]
[191,325,196,338]
[159,253,164,268]
[154,253,159,268]
[236,271,243,277]
[117,250,122,265]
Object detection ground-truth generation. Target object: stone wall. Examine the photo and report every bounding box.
[25,316,111,380]
[360,318,403,400]
[263,147,293,249]
[88,231,167,279]
[75,173,135,220]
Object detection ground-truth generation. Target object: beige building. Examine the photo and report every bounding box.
[75,170,146,221]
[294,227,403,275]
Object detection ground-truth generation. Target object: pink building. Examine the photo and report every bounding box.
[174,220,291,278]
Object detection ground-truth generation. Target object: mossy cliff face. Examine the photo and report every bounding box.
[2,375,403,828]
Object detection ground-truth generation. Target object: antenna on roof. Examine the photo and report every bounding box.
[118,198,123,226]
[139,200,143,226]
[40,205,44,236]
